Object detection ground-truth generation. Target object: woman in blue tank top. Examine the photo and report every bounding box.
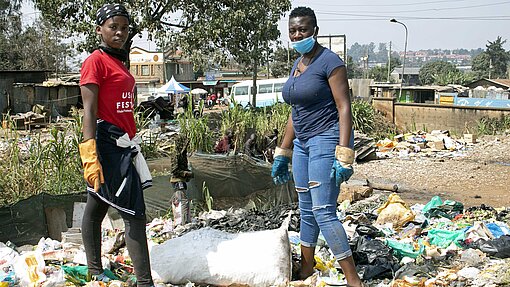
[271,6,363,287]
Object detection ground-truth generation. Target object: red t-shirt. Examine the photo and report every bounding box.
[80,49,136,138]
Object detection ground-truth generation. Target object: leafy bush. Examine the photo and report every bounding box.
[477,115,510,135]
[351,99,397,140]
[351,99,374,135]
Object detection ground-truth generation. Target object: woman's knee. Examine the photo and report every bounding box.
[311,204,337,224]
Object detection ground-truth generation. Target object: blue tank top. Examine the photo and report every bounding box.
[282,48,345,140]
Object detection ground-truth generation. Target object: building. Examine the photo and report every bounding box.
[0,70,48,113]
[391,67,421,86]
[370,83,456,104]
[129,47,195,95]
[465,78,510,90]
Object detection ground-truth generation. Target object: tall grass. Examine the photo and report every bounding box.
[177,99,214,153]
[0,112,83,206]
[351,99,374,135]
[219,101,290,153]
[477,115,510,136]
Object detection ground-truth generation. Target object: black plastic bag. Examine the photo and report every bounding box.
[476,235,510,258]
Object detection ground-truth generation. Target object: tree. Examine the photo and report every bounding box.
[419,61,458,85]
[35,0,291,105]
[0,0,22,32]
[472,36,510,79]
[269,46,299,78]
[368,66,388,82]
[345,55,362,79]
[432,70,474,86]
[34,0,189,65]
[175,0,291,106]
[0,1,71,71]
[471,53,491,79]
[368,56,400,82]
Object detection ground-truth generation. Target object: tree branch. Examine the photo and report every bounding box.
[160,20,188,29]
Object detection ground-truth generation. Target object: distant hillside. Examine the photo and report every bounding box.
[347,42,484,67]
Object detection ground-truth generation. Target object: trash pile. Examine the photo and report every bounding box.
[2,192,510,287]
[375,130,478,159]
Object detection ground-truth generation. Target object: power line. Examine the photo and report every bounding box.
[279,15,510,21]
[293,0,477,7]
[316,16,510,21]
[315,1,510,14]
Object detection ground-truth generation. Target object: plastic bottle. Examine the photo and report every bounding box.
[172,182,190,226]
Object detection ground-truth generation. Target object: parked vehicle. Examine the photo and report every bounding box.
[230,78,288,108]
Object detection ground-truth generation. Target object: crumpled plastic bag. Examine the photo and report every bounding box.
[60,266,117,285]
[375,194,415,229]
[465,221,494,242]
[394,262,437,280]
[352,236,400,280]
[386,239,425,259]
[427,228,465,248]
[475,235,510,259]
[422,196,463,219]
[12,251,46,287]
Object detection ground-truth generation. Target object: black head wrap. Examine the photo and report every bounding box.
[96,4,130,26]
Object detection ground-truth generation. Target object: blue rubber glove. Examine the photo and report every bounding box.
[330,160,354,187]
[271,147,292,185]
[330,146,355,187]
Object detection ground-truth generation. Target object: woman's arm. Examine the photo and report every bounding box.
[81,83,99,140]
[280,114,295,150]
[328,66,353,147]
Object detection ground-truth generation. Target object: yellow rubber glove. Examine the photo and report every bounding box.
[78,138,104,192]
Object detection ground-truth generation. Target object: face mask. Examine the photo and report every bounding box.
[291,34,316,55]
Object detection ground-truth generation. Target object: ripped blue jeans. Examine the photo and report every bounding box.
[292,122,353,260]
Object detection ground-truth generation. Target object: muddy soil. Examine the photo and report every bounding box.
[352,134,510,208]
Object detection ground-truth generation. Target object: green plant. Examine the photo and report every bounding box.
[44,125,83,194]
[477,115,510,135]
[351,99,374,135]
[371,111,398,140]
[0,118,83,206]
[177,99,213,152]
[202,181,213,212]
[219,102,290,154]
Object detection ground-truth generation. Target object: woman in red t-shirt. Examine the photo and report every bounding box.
[78,4,154,286]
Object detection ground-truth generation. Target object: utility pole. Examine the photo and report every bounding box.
[287,41,290,68]
[387,41,392,83]
[365,46,369,79]
[390,18,408,100]
[267,49,270,79]
[162,41,167,83]
[489,58,492,79]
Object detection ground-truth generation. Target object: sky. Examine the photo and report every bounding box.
[281,0,510,51]
[21,0,510,52]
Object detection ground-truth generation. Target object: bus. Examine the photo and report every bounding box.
[230,78,288,108]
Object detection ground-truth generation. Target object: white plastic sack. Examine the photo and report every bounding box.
[150,224,291,286]
[13,251,46,287]
[0,242,19,264]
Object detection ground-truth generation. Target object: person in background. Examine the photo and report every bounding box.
[263,128,279,162]
[78,4,154,286]
[243,133,261,158]
[214,129,234,153]
[271,6,363,287]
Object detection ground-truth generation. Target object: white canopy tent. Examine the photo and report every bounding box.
[157,76,190,94]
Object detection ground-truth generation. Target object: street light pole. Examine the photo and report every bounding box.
[390,18,408,100]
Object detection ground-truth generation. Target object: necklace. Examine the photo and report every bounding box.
[295,44,320,75]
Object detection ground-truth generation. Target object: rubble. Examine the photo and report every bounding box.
[1,191,510,287]
[375,130,471,159]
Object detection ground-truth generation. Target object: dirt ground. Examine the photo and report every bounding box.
[352,134,510,208]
